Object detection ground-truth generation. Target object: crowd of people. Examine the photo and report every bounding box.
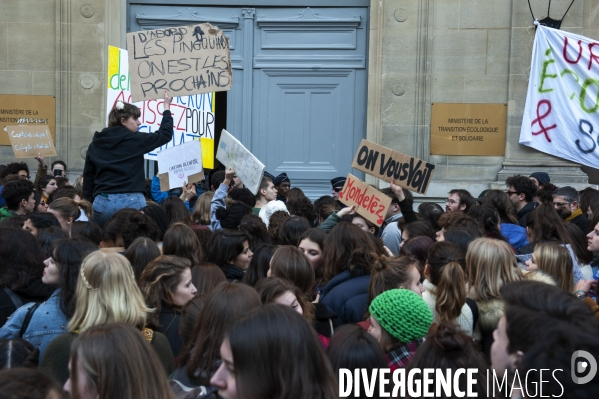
[0,99,598,399]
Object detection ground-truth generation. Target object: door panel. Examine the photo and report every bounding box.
[129,4,368,199]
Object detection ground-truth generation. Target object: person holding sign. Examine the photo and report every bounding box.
[83,91,174,227]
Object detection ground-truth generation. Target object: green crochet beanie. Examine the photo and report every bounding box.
[369,289,433,343]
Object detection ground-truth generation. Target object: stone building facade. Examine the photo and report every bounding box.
[1,0,597,200]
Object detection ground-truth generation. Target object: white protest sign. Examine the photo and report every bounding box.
[127,23,232,102]
[520,25,599,167]
[157,140,203,190]
[216,129,265,195]
[107,46,215,166]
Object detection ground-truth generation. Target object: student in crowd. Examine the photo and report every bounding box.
[0,228,53,328]
[268,246,315,298]
[378,184,415,256]
[255,278,314,329]
[37,226,68,258]
[0,237,97,357]
[400,220,436,249]
[241,243,276,287]
[64,323,175,399]
[47,198,80,236]
[22,212,60,237]
[525,241,574,292]
[0,338,39,369]
[210,304,338,399]
[491,280,599,396]
[190,263,227,295]
[326,324,388,399]
[173,283,261,388]
[369,256,424,305]
[191,191,214,226]
[520,202,584,284]
[162,223,203,266]
[417,202,444,231]
[70,220,103,245]
[206,230,253,282]
[178,295,207,350]
[505,174,538,227]
[253,174,278,216]
[368,289,433,370]
[83,91,173,227]
[406,323,490,398]
[33,191,48,213]
[141,204,170,241]
[162,196,197,228]
[124,237,162,282]
[423,242,477,336]
[37,175,57,203]
[238,214,269,251]
[0,180,36,220]
[398,236,434,280]
[39,251,175,385]
[0,368,62,399]
[278,216,311,246]
[445,189,474,213]
[466,238,523,358]
[297,228,326,286]
[319,223,377,324]
[140,255,197,357]
[482,189,529,249]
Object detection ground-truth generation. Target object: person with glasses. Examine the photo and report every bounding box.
[552,186,591,235]
[445,189,474,213]
[505,175,538,228]
[0,162,30,181]
[330,176,346,200]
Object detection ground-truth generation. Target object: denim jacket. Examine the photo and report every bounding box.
[0,289,68,358]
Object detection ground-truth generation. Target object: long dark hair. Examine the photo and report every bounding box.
[226,304,338,399]
[0,228,45,290]
[279,216,311,246]
[161,197,193,227]
[483,189,519,225]
[322,223,377,282]
[53,237,98,318]
[162,223,203,265]
[269,246,315,297]
[242,243,276,287]
[427,242,467,323]
[526,203,571,245]
[180,283,261,384]
[205,230,249,269]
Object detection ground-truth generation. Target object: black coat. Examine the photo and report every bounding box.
[517,201,538,227]
[320,270,370,325]
[157,304,183,358]
[82,110,173,201]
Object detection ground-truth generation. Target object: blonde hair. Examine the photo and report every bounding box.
[192,191,214,225]
[466,238,522,302]
[533,242,574,293]
[68,250,151,332]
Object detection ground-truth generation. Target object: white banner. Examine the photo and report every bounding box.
[215,129,265,195]
[520,25,599,168]
[106,46,215,167]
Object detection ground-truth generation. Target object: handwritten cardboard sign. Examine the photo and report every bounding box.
[157,140,204,191]
[351,139,435,194]
[216,129,265,195]
[107,45,216,166]
[0,95,55,146]
[6,125,57,158]
[127,24,232,103]
[338,174,392,226]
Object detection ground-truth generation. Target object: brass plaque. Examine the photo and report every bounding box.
[0,95,56,146]
[430,103,507,156]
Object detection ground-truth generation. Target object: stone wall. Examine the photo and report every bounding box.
[368,0,599,199]
[0,0,122,182]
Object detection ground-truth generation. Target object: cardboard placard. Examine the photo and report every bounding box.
[107,45,216,166]
[430,103,507,156]
[338,174,392,226]
[215,129,265,195]
[127,23,232,103]
[6,125,57,158]
[0,95,55,146]
[157,140,204,191]
[351,139,435,194]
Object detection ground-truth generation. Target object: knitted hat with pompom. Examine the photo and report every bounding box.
[369,289,433,343]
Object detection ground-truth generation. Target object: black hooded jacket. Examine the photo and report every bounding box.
[82,111,173,201]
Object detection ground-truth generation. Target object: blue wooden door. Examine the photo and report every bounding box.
[129,5,368,198]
